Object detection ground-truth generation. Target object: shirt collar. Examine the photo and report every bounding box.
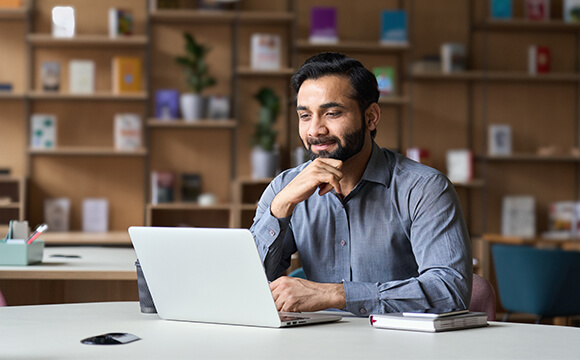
[360,141,393,188]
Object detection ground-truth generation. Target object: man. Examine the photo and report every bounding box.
[250,52,472,316]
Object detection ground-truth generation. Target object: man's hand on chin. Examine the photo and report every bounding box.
[269,276,346,313]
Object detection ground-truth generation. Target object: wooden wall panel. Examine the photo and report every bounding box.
[0,101,27,176]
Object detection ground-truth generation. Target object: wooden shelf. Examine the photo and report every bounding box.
[28,91,148,101]
[0,92,25,99]
[29,147,148,157]
[452,179,485,188]
[237,66,295,77]
[0,8,27,20]
[479,19,580,32]
[412,70,580,82]
[148,119,236,128]
[147,202,234,211]
[27,34,148,47]
[238,11,294,24]
[378,96,410,106]
[150,9,235,23]
[411,70,485,81]
[296,39,410,53]
[41,231,131,245]
[481,154,580,162]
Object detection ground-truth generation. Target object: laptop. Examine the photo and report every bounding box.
[128,226,342,328]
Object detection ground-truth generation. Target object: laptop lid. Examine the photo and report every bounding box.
[128,226,341,328]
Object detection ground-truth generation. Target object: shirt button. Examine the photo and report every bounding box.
[269,230,276,236]
[360,307,367,315]
[340,240,346,246]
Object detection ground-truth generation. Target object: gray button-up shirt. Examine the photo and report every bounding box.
[251,142,472,316]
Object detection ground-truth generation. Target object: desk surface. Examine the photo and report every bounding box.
[1,302,579,360]
[0,247,137,280]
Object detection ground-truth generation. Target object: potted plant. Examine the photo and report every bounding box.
[250,87,280,179]
[175,32,216,121]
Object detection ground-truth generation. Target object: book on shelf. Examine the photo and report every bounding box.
[490,0,513,19]
[446,149,473,183]
[51,6,75,38]
[441,43,466,74]
[69,60,95,94]
[44,197,70,232]
[250,33,281,70]
[370,312,488,333]
[488,124,512,155]
[30,114,57,149]
[563,0,580,22]
[82,198,109,232]
[373,67,395,97]
[379,10,407,45]
[525,0,550,20]
[114,113,142,150]
[109,8,133,38]
[181,173,202,202]
[528,45,550,75]
[502,195,536,238]
[0,83,12,92]
[154,89,180,120]
[309,7,338,44]
[151,171,175,205]
[112,56,143,94]
[207,95,230,120]
[545,201,580,238]
[41,61,60,92]
[0,0,22,8]
[406,148,430,165]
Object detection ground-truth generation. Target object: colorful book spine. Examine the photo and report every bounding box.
[490,0,513,19]
[112,56,142,94]
[380,10,407,44]
[309,7,338,44]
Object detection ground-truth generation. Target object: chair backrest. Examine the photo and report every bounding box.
[0,290,6,306]
[470,274,496,321]
[492,244,580,318]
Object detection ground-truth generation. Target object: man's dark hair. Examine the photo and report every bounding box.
[291,52,379,139]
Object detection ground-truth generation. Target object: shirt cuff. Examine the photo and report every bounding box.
[342,281,381,316]
[254,207,291,249]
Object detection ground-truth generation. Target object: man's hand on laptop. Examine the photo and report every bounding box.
[269,276,346,312]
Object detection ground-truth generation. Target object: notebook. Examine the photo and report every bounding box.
[128,226,342,328]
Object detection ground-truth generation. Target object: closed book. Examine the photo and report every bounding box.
[154,89,180,120]
[528,45,550,74]
[488,124,512,155]
[151,171,175,205]
[109,7,133,37]
[181,173,202,202]
[525,0,550,20]
[370,312,488,332]
[446,149,473,183]
[441,43,466,73]
[250,33,281,70]
[30,114,57,149]
[563,0,580,22]
[114,113,141,150]
[373,67,395,97]
[380,10,407,44]
[112,56,142,94]
[491,0,513,19]
[69,60,95,94]
[502,196,536,238]
[44,197,70,232]
[41,61,60,92]
[310,7,338,44]
[82,198,109,232]
[0,0,22,8]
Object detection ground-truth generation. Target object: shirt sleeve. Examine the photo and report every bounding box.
[342,174,473,316]
[250,178,297,281]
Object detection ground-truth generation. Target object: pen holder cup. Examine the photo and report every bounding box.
[135,259,157,314]
[0,240,44,266]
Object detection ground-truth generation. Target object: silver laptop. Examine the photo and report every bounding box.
[128,226,342,328]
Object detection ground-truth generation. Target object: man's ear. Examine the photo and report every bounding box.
[365,103,380,131]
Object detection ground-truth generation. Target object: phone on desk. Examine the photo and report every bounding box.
[402,309,469,318]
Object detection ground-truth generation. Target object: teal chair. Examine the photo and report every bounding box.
[492,243,580,324]
[288,267,306,279]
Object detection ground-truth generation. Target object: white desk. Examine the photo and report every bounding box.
[0,247,137,305]
[1,302,579,360]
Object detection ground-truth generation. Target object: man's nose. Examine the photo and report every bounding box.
[307,115,328,138]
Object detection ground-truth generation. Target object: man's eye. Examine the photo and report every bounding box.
[326,111,341,117]
[299,113,311,120]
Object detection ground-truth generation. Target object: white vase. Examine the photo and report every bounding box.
[251,146,278,179]
[180,93,204,121]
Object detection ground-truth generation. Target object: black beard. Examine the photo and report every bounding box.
[305,125,366,162]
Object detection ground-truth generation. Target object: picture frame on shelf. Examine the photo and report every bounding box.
[488,124,512,156]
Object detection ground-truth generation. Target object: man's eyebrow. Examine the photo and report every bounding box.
[296,102,345,111]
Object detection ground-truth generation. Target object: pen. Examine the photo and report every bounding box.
[26,223,48,245]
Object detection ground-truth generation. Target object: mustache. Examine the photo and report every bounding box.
[307,136,340,145]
